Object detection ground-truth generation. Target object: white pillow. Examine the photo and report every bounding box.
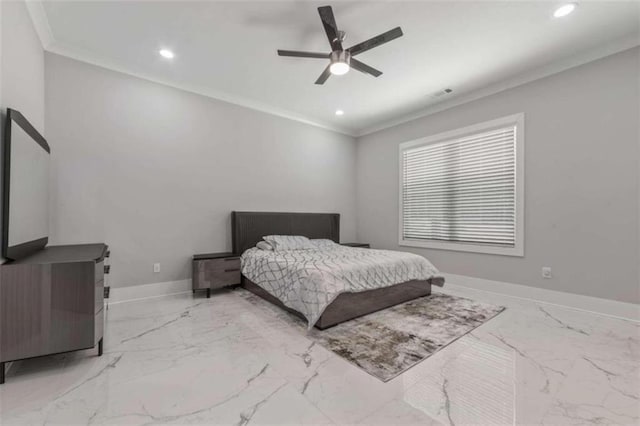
[310,239,338,249]
[263,235,314,250]
[256,241,274,251]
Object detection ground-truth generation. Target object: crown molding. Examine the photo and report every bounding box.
[25,0,639,139]
[47,42,357,137]
[25,0,54,50]
[355,35,640,137]
[24,1,356,137]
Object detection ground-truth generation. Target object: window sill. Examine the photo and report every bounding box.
[399,238,524,257]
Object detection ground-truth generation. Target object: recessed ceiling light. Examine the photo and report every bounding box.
[159,49,175,59]
[335,110,344,116]
[553,3,576,18]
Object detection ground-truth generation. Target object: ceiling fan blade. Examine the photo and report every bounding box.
[318,6,343,51]
[347,27,403,56]
[315,65,332,85]
[277,50,329,59]
[350,58,383,77]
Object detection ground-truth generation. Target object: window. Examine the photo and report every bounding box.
[399,114,524,256]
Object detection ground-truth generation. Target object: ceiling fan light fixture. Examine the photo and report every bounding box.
[329,50,351,75]
[330,62,350,75]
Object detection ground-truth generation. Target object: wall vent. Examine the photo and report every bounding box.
[431,88,453,98]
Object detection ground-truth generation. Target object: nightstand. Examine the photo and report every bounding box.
[192,252,241,298]
[341,243,371,248]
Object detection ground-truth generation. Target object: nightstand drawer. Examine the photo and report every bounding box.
[210,257,240,271]
[209,269,241,289]
[341,243,370,248]
[193,258,241,289]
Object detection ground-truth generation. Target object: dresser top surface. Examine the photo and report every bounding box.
[5,244,108,265]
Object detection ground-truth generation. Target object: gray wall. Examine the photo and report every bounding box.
[45,53,357,288]
[0,0,2,131]
[356,47,640,304]
[0,0,46,264]
[0,0,45,132]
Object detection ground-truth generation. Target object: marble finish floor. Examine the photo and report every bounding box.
[0,285,638,425]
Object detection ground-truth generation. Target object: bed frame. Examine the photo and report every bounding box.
[231,211,441,330]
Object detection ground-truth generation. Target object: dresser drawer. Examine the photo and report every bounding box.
[95,261,104,283]
[95,279,104,313]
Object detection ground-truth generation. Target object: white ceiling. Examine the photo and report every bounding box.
[36,1,640,136]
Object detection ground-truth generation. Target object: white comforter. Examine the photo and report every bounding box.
[241,244,443,328]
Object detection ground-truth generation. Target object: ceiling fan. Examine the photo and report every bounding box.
[277,5,403,85]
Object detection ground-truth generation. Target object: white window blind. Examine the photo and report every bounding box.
[400,115,523,255]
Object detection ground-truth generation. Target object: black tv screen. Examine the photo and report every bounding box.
[2,108,50,260]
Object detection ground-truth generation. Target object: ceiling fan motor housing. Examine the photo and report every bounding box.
[331,50,351,66]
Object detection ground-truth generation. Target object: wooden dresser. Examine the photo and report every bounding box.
[192,252,241,297]
[0,243,109,384]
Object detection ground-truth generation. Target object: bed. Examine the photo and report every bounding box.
[232,211,444,329]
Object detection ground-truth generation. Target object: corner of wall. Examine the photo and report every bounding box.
[0,0,47,265]
[24,0,54,50]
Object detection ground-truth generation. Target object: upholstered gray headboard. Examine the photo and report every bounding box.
[231,211,340,254]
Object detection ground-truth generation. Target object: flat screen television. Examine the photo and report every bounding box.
[2,108,50,260]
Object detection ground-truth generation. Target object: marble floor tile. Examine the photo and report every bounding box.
[0,285,638,425]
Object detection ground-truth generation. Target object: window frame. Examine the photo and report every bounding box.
[398,113,525,257]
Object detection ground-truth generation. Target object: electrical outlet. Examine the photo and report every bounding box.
[153,263,161,273]
[542,267,552,279]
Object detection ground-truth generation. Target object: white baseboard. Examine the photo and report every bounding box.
[109,279,192,304]
[105,274,639,323]
[441,273,640,322]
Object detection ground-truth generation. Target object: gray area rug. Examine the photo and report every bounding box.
[239,290,505,382]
